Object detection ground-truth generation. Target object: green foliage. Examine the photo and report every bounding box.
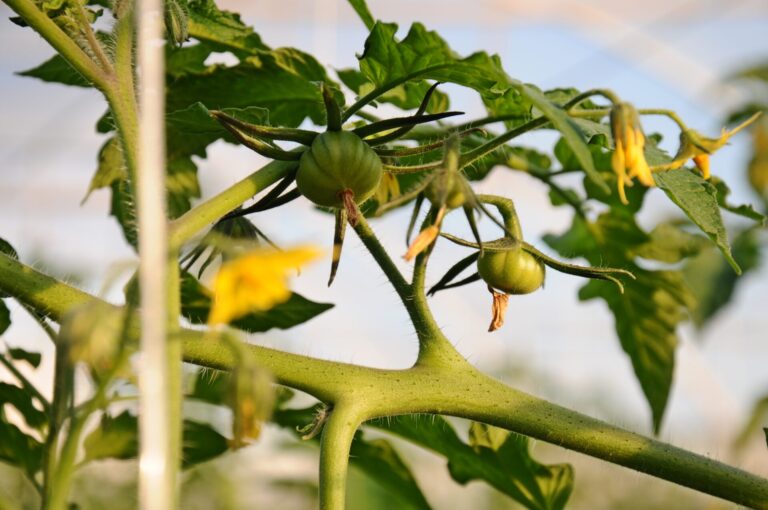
[545,211,696,432]
[683,228,762,328]
[7,348,42,369]
[82,410,229,469]
[83,410,139,462]
[367,415,573,510]
[0,300,9,335]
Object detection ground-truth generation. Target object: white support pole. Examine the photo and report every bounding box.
[135,0,173,507]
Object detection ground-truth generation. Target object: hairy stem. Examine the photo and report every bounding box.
[352,214,466,368]
[318,404,364,510]
[4,0,110,91]
[168,160,296,249]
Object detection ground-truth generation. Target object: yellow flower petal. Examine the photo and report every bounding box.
[693,154,711,180]
[208,246,321,326]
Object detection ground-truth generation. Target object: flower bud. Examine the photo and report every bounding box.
[164,0,189,47]
[229,360,275,448]
[609,102,653,205]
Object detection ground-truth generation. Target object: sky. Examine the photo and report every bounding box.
[1,0,767,501]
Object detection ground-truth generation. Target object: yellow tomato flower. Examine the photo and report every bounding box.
[610,102,654,205]
[668,112,762,179]
[208,246,321,326]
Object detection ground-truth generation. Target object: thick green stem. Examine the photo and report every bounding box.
[168,160,296,249]
[2,254,768,509]
[4,0,110,91]
[318,403,364,510]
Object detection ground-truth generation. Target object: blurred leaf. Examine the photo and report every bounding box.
[734,394,768,450]
[346,0,375,30]
[189,369,230,406]
[683,228,762,328]
[274,407,432,510]
[367,415,573,510]
[83,409,229,468]
[0,382,47,429]
[0,301,9,335]
[180,272,333,332]
[545,212,695,432]
[0,416,43,479]
[730,63,768,84]
[7,348,41,369]
[17,53,90,87]
[182,420,229,468]
[655,169,740,274]
[0,237,18,259]
[632,223,709,264]
[83,410,139,462]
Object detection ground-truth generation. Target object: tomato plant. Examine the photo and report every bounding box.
[0,0,767,509]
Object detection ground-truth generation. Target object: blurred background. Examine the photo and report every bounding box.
[1,0,767,508]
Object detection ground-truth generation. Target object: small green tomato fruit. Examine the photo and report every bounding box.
[296,131,383,208]
[477,247,545,295]
[424,173,467,210]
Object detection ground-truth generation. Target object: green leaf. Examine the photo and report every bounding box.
[186,0,270,56]
[180,272,334,332]
[83,137,127,204]
[83,410,230,468]
[7,348,41,369]
[0,416,43,479]
[654,168,741,274]
[274,407,432,510]
[368,415,573,510]
[182,420,229,468]
[17,53,90,87]
[110,178,138,249]
[346,0,375,30]
[545,212,695,432]
[683,228,762,328]
[711,178,766,224]
[83,410,139,462]
[356,22,526,119]
[0,382,47,429]
[0,300,9,336]
[166,48,334,128]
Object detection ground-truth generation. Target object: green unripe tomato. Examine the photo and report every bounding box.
[477,247,545,295]
[424,173,467,210]
[296,131,383,208]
